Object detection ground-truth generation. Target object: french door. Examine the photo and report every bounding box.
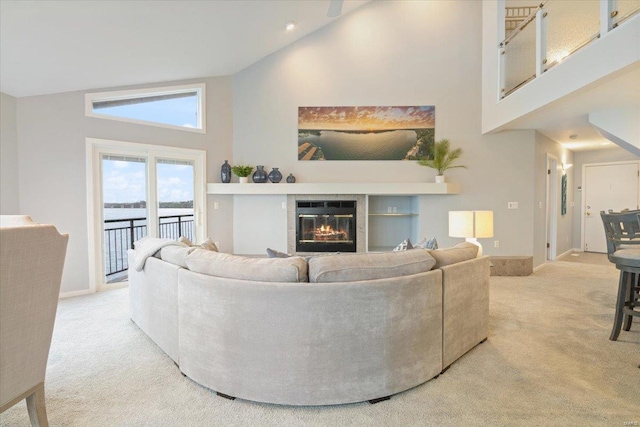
[87,138,206,291]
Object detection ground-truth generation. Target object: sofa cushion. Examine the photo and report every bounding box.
[160,245,196,268]
[308,250,436,283]
[428,242,478,268]
[186,249,308,283]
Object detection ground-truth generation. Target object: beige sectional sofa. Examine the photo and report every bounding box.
[128,242,490,406]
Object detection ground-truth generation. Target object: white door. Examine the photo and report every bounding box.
[87,138,207,291]
[583,162,639,253]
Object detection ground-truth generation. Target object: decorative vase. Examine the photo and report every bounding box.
[238,176,249,184]
[286,173,296,184]
[252,165,268,183]
[220,160,231,183]
[435,175,445,184]
[268,167,282,183]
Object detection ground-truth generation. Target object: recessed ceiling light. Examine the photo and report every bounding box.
[285,21,295,31]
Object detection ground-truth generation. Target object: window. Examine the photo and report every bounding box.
[85,83,205,133]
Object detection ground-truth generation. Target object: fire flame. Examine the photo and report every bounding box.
[314,224,347,240]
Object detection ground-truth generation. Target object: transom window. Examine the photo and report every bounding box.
[85,83,205,133]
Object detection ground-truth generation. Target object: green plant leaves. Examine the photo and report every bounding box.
[418,138,466,175]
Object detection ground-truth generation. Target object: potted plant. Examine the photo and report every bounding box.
[231,165,254,184]
[418,138,466,183]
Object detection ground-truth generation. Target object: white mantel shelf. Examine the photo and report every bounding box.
[207,182,461,195]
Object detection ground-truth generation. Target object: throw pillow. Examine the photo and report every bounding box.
[179,236,218,252]
[393,238,413,251]
[414,237,438,250]
[266,248,291,258]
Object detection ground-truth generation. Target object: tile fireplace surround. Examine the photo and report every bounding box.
[287,194,367,254]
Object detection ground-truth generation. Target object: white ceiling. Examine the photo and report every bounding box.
[0,0,370,98]
[506,64,640,151]
[1,0,636,153]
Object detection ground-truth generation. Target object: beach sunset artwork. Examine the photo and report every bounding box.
[298,106,435,161]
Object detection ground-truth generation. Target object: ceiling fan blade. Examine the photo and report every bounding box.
[327,0,344,17]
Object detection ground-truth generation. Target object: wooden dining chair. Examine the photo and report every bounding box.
[600,210,640,341]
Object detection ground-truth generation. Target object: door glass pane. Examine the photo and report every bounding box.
[102,155,148,283]
[156,159,195,241]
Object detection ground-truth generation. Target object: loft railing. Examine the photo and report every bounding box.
[499,0,640,98]
[104,214,194,277]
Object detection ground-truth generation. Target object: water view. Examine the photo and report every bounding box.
[103,208,194,281]
[298,129,433,161]
[298,106,435,161]
[104,207,194,222]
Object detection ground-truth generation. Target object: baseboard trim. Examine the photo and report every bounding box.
[533,263,547,272]
[59,289,91,299]
[556,249,574,259]
[99,282,128,292]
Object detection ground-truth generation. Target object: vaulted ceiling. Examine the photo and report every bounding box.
[0,0,370,97]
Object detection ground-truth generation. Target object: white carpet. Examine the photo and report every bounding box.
[1,259,639,426]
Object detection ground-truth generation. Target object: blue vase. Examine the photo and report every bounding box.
[252,165,268,183]
[268,167,282,183]
[286,173,296,183]
[220,160,231,183]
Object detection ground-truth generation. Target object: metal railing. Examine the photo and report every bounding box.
[104,214,194,277]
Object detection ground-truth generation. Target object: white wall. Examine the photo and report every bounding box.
[589,107,640,156]
[16,77,233,294]
[1,92,19,214]
[231,0,538,259]
[571,146,640,249]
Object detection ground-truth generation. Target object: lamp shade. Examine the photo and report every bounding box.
[448,211,494,238]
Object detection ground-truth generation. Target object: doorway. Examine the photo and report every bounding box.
[582,161,640,253]
[87,138,206,291]
[545,155,558,261]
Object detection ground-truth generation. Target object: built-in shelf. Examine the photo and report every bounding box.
[367,195,421,252]
[207,182,461,195]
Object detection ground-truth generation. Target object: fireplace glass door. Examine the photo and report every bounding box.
[296,201,356,252]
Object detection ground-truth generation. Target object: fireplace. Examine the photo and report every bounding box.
[296,200,356,252]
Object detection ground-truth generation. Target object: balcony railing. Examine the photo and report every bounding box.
[104,214,194,277]
[499,0,640,98]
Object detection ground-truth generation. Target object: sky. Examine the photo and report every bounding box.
[96,96,198,129]
[98,95,197,204]
[102,159,194,203]
[298,106,435,131]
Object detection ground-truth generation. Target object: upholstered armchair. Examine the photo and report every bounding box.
[0,216,68,426]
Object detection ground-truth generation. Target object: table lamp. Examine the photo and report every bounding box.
[448,211,494,257]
